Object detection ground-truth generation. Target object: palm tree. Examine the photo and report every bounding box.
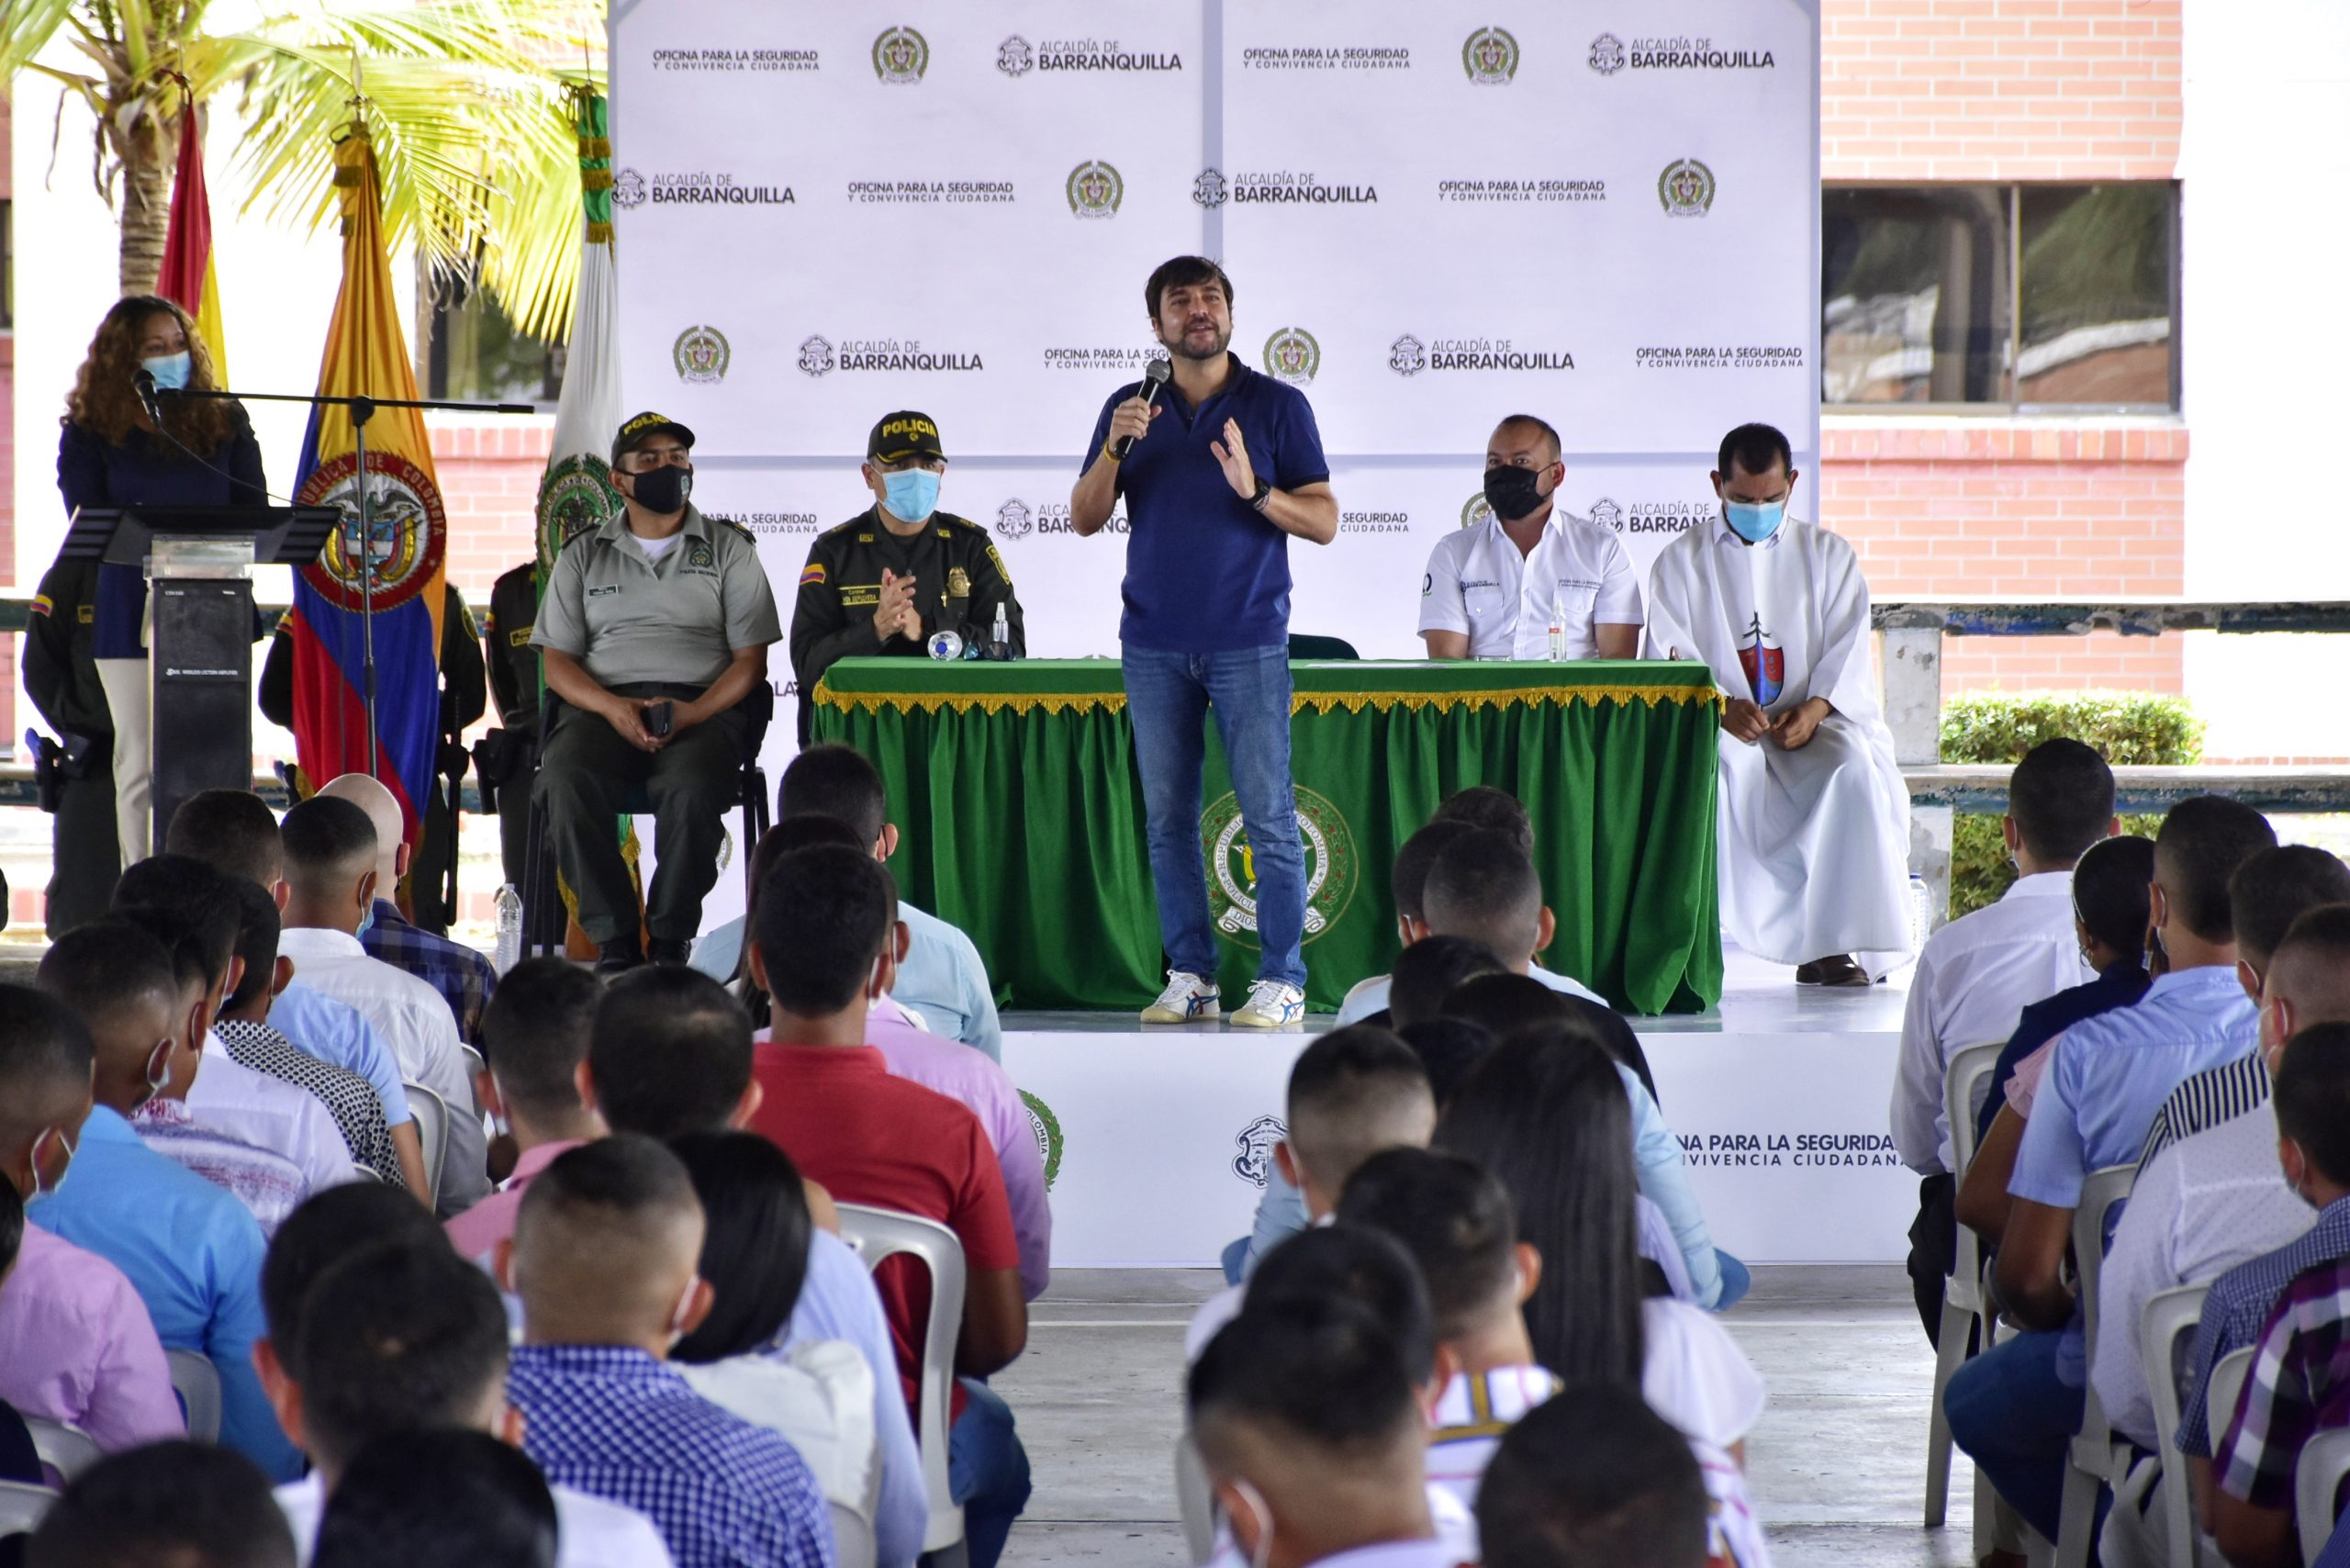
[3,0,601,339]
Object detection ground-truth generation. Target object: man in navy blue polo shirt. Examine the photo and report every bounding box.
[1071,255,1338,1029]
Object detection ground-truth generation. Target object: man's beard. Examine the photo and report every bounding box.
[1160,319,1231,362]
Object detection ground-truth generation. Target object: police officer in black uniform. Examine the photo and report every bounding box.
[24,554,118,933]
[789,410,1026,744]
[477,558,543,892]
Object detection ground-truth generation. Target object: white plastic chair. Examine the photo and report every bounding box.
[1175,1433,1216,1565]
[829,1500,878,1568]
[166,1349,222,1444]
[834,1203,968,1568]
[1927,1041,2006,1530]
[2054,1162,2140,1568]
[402,1080,449,1207]
[2296,1428,2350,1562]
[0,1480,57,1534]
[24,1418,101,1484]
[2210,1346,2255,1463]
[2138,1282,2211,1568]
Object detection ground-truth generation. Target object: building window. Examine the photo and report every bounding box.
[1823,183,2178,412]
[422,270,562,408]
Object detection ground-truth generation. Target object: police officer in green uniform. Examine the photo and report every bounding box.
[532,411,783,972]
[24,554,118,934]
[477,557,543,891]
[789,410,1026,744]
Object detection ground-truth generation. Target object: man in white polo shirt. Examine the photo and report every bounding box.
[1419,414,1643,661]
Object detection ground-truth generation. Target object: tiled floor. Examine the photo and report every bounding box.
[997,1264,1979,1568]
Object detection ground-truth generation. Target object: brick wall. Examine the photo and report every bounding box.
[432,418,554,599]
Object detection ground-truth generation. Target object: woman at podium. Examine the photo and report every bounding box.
[56,295,265,863]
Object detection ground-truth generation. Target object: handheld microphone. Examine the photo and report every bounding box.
[134,368,163,426]
[1112,357,1173,460]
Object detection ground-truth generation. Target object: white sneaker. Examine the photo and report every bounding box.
[1141,971,1221,1025]
[1231,980,1306,1030]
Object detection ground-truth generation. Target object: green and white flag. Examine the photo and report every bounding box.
[533,90,624,587]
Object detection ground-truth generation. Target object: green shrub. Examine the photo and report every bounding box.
[1940,692,2201,918]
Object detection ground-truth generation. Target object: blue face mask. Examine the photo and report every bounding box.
[1723,498,1785,543]
[140,352,193,392]
[882,467,942,524]
[355,902,376,941]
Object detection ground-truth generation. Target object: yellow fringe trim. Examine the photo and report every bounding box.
[817,683,1718,718]
[822,690,1129,717]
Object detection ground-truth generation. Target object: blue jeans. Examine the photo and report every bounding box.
[1943,1327,2092,1541]
[1122,644,1307,989]
[949,1379,1031,1568]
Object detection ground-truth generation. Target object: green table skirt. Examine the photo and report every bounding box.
[811,658,1722,1014]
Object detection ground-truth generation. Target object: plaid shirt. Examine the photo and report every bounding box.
[2216,1254,2350,1508]
[2180,1193,2350,1455]
[509,1344,834,1568]
[361,900,497,1044]
[213,1019,405,1187]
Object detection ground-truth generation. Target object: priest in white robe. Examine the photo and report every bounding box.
[1644,422,1914,985]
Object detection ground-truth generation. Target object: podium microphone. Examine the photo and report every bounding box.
[1112,357,1174,460]
[134,368,164,426]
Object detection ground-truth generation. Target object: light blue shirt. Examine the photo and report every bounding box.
[1334,960,1606,1025]
[695,902,1005,1062]
[28,1107,301,1479]
[2010,966,2259,1210]
[270,980,414,1127]
[785,1228,926,1568]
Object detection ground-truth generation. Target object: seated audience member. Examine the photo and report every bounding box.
[1331,819,1475,1025]
[699,743,1004,1059]
[1384,935,1506,1031]
[743,815,1049,1300]
[1945,795,2277,1541]
[111,859,358,1198]
[0,999,181,1451]
[319,772,498,1044]
[312,1430,559,1568]
[213,879,403,1183]
[446,958,607,1264]
[505,1137,834,1568]
[1188,1297,1452,1568]
[2204,1031,2350,1568]
[274,796,487,1212]
[166,788,429,1197]
[25,1441,297,1568]
[11,978,299,1479]
[1891,738,2114,1345]
[1475,1387,1714,1568]
[255,1182,448,1374]
[1434,1025,1764,1463]
[668,1132,883,1537]
[1955,834,2158,1246]
[1433,784,1536,854]
[1192,1025,1436,1354]
[531,411,782,974]
[580,961,928,1568]
[744,843,1030,1568]
[265,1232,671,1568]
[1396,1017,1498,1113]
[2139,845,2350,1166]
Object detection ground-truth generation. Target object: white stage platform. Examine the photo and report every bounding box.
[1002,948,1916,1271]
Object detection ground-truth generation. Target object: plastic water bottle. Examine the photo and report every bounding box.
[1547,598,1567,662]
[1909,874,1935,950]
[493,883,523,975]
[991,601,1011,660]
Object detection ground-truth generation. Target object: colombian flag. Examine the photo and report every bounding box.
[156,102,228,382]
[285,125,447,846]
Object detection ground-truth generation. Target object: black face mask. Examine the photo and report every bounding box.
[1482,464,1548,522]
[628,465,692,515]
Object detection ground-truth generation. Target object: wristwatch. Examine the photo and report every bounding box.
[1249,477,1273,512]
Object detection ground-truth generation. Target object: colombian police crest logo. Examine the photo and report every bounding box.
[1590,497,1625,533]
[1192,168,1230,209]
[1660,158,1717,217]
[673,325,730,384]
[1589,33,1628,74]
[872,27,929,83]
[1203,785,1359,945]
[997,35,1035,77]
[534,454,622,575]
[1389,335,1427,376]
[1463,27,1520,84]
[1021,1092,1064,1190]
[611,168,647,209]
[1233,1116,1287,1188]
[798,335,835,377]
[994,498,1035,541]
[1261,327,1321,386]
[1067,161,1125,218]
[1461,493,1495,530]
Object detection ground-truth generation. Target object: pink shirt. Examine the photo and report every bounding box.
[0,1223,185,1450]
[757,1020,1051,1299]
[2007,1037,2060,1119]
[444,1140,586,1265]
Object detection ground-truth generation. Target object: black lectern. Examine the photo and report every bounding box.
[62,505,340,848]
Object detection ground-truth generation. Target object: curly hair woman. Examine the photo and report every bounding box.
[56,294,264,861]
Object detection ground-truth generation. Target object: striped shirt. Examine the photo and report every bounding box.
[2216,1254,2350,1509]
[2140,1054,2272,1169]
[2179,1193,2350,1456]
[214,1020,405,1187]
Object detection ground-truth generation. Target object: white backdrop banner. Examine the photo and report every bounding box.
[609,0,1823,777]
